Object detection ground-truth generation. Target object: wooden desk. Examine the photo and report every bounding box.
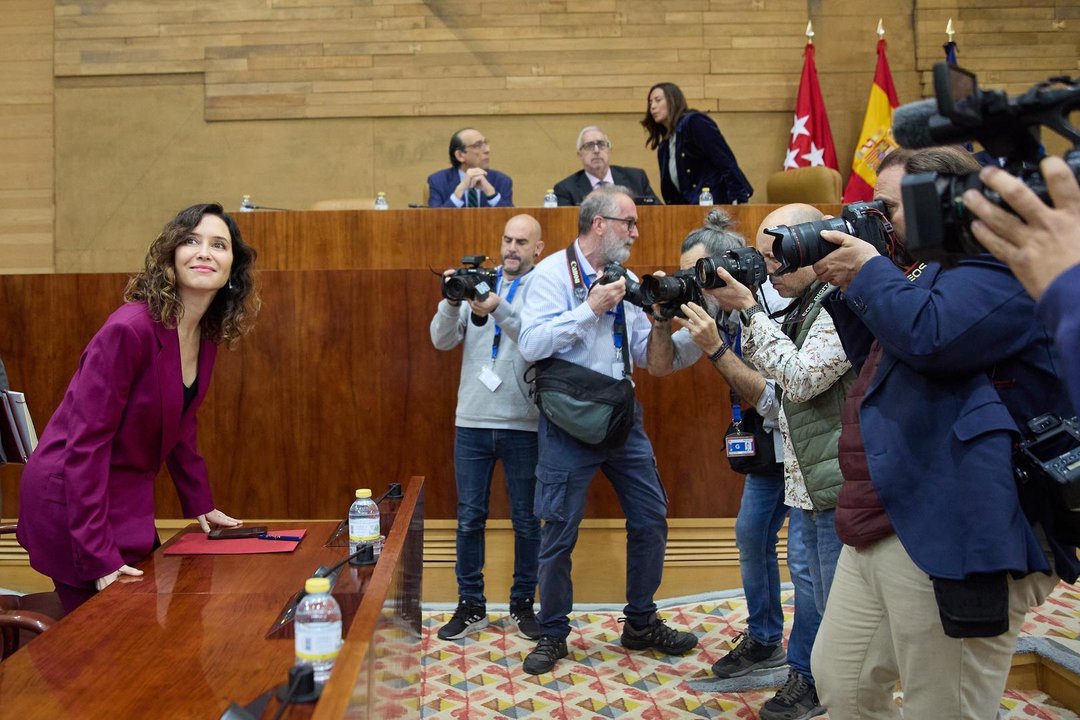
[0,477,424,719]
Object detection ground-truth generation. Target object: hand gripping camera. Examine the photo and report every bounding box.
[441,255,498,302]
[895,62,1080,261]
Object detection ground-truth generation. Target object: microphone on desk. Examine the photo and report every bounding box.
[219,664,318,720]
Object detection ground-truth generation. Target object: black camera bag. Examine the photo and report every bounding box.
[526,358,636,449]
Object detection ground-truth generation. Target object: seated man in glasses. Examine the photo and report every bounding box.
[553,126,659,206]
[428,128,514,208]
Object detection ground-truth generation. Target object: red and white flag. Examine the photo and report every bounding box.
[784,42,838,171]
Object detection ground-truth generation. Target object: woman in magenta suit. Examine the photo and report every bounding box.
[17,203,260,612]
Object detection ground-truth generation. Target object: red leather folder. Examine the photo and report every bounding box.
[163,528,307,555]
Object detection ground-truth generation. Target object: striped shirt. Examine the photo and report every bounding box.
[519,240,650,378]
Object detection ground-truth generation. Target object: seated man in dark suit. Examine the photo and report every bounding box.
[428,128,513,208]
[552,126,658,206]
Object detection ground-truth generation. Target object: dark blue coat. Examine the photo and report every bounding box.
[427,167,514,208]
[826,255,1079,583]
[657,111,753,205]
[1037,262,1080,415]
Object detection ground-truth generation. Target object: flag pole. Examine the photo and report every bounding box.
[806,20,814,46]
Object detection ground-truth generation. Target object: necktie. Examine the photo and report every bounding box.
[468,189,480,207]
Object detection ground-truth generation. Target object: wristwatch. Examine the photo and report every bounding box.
[739,303,765,325]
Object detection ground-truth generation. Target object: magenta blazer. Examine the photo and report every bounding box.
[17,302,218,586]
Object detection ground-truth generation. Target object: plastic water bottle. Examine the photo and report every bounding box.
[374,192,389,210]
[348,489,380,556]
[698,187,714,206]
[294,577,342,684]
[239,195,255,212]
[543,189,557,208]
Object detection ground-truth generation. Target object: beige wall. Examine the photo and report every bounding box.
[0,1,53,273]
[2,1,1079,272]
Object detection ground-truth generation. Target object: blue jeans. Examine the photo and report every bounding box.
[533,406,668,639]
[453,426,540,604]
[736,471,788,646]
[787,507,843,681]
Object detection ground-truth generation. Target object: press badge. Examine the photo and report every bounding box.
[611,362,625,380]
[478,365,502,392]
[726,432,757,457]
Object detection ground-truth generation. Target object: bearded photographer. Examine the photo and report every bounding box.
[699,202,855,719]
[646,209,822,720]
[810,145,1079,720]
[964,156,1080,414]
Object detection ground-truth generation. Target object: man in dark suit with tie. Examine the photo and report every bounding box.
[552,126,658,206]
[428,128,514,208]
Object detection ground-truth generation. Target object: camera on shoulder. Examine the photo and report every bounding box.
[895,62,1080,262]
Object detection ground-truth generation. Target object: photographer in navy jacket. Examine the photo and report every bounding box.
[809,145,1079,720]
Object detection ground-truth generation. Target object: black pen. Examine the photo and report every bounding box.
[258,534,303,542]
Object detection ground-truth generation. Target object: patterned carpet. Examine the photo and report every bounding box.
[417,583,1080,719]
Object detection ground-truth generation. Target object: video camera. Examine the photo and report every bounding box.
[764,201,894,274]
[441,255,498,302]
[896,62,1080,261]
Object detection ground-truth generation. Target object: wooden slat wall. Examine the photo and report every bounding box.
[0,1,54,274]
[915,1,1080,96]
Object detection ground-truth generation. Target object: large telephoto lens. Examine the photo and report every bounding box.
[640,271,694,306]
[766,217,852,274]
[695,247,768,288]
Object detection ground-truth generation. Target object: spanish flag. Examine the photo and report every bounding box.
[842,38,899,202]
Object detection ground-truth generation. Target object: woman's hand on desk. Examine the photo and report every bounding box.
[197,508,242,533]
[95,564,144,591]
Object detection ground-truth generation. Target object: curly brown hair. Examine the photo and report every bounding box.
[123,203,260,348]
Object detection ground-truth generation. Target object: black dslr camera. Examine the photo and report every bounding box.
[639,269,705,321]
[598,262,647,310]
[765,200,895,274]
[896,62,1080,261]
[442,255,498,302]
[695,246,769,289]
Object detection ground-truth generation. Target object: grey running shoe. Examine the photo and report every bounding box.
[619,616,698,655]
[710,632,787,678]
[759,670,827,720]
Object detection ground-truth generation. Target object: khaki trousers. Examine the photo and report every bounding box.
[811,535,1057,720]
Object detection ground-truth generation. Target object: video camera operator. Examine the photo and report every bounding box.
[964,157,1080,413]
[810,145,1079,720]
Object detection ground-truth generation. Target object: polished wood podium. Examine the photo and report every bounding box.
[0,477,424,719]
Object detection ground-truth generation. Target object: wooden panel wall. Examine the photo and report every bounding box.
[0,268,748,522]
[0,1,54,273]
[915,1,1080,96]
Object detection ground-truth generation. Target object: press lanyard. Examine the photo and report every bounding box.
[722,321,745,423]
[564,245,630,378]
[490,268,523,361]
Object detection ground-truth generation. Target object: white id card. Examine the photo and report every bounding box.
[478,365,502,391]
[611,362,625,380]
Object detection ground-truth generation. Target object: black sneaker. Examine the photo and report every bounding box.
[437,599,488,640]
[509,598,541,640]
[710,632,787,678]
[522,635,568,675]
[618,616,698,655]
[759,670,827,720]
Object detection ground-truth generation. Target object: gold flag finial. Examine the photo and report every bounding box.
[877,19,885,39]
[806,20,814,45]
[946,18,955,43]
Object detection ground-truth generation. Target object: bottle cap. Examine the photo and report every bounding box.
[546,188,554,193]
[305,577,331,594]
[376,192,385,197]
[356,489,372,499]
[702,187,710,192]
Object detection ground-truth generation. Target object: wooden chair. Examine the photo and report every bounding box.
[766,166,843,204]
[0,523,63,658]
